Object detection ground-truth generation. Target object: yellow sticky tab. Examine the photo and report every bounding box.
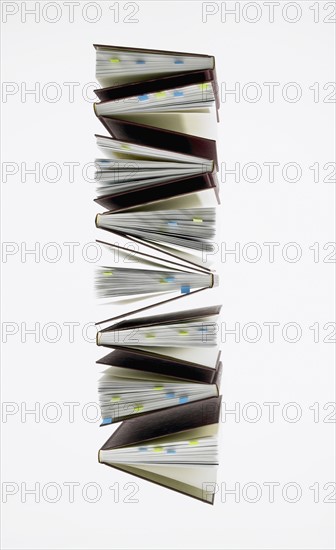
[103,271,113,276]
[134,404,144,412]
[110,58,120,63]
[199,83,209,90]
[179,330,189,336]
[145,333,156,339]
[155,91,166,98]
[193,217,203,223]
[189,440,199,446]
[153,446,163,452]
[111,396,120,402]
[154,385,164,391]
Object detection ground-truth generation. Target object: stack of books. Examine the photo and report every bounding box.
[93,45,222,504]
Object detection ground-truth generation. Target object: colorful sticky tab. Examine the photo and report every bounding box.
[181,285,190,294]
[193,217,203,223]
[165,392,176,399]
[198,325,208,332]
[166,448,176,454]
[159,278,168,284]
[138,94,149,101]
[111,396,120,402]
[136,60,145,64]
[189,439,199,446]
[145,333,156,339]
[110,58,120,63]
[101,417,113,425]
[153,385,164,391]
[179,329,189,335]
[165,276,175,283]
[173,90,184,97]
[167,220,178,226]
[179,396,189,404]
[199,83,209,90]
[153,446,163,452]
[121,143,130,150]
[155,91,166,98]
[134,404,144,412]
[138,446,147,452]
[174,59,184,64]
[103,271,113,276]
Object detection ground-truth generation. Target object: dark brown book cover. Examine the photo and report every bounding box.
[96,117,219,168]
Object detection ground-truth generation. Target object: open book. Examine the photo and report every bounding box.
[94,45,219,136]
[99,396,222,503]
[97,348,222,424]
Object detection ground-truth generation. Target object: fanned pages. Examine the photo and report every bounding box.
[99,396,222,503]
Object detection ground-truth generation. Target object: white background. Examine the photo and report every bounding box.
[1,1,335,549]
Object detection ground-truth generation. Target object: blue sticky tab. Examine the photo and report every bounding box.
[165,276,175,283]
[136,60,145,64]
[101,417,113,425]
[179,396,189,404]
[138,94,149,101]
[173,90,184,97]
[167,220,177,226]
[181,285,190,294]
[174,60,184,64]
[138,446,148,452]
[165,392,175,399]
[166,448,176,454]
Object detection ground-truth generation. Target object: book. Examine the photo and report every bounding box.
[94,134,217,201]
[94,45,219,135]
[98,396,222,503]
[95,207,216,255]
[97,348,222,424]
[97,118,219,169]
[96,304,222,369]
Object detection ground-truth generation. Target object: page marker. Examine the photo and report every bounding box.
[164,276,175,283]
[199,83,209,90]
[193,217,203,223]
[189,440,199,446]
[153,385,164,391]
[166,448,176,454]
[138,94,149,101]
[139,446,148,452]
[145,333,156,339]
[134,404,144,412]
[121,144,131,150]
[167,220,178,226]
[136,60,145,64]
[165,392,175,398]
[159,278,168,284]
[179,329,189,335]
[174,59,184,64]
[181,285,190,294]
[110,58,120,63]
[103,271,113,276]
[155,91,166,98]
[154,446,163,452]
[111,396,120,402]
[101,417,113,425]
[173,90,184,97]
[179,396,189,404]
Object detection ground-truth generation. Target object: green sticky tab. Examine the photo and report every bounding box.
[110,58,120,63]
[103,271,113,276]
[145,333,156,339]
[134,404,144,412]
[199,83,209,90]
[155,91,166,98]
[193,217,203,223]
[111,396,120,402]
[154,386,164,391]
[189,439,199,446]
[153,446,163,452]
[179,330,189,336]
